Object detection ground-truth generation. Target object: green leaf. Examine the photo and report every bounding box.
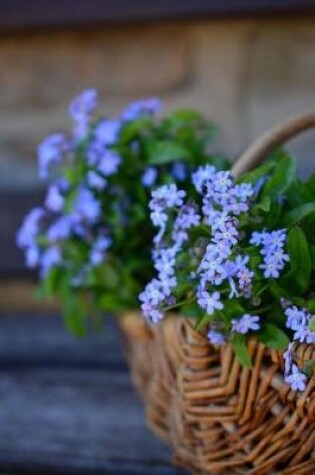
[269,280,290,299]
[181,302,204,319]
[98,293,128,313]
[194,314,211,331]
[264,303,287,328]
[254,196,271,213]
[232,334,252,368]
[223,300,246,320]
[172,280,192,298]
[239,162,274,186]
[286,179,314,208]
[119,117,153,144]
[268,148,292,162]
[304,214,315,243]
[97,263,120,290]
[265,201,282,228]
[147,140,190,165]
[252,281,269,297]
[63,310,86,336]
[162,110,219,144]
[262,155,296,199]
[39,267,63,298]
[188,224,211,240]
[281,203,315,228]
[258,323,289,350]
[280,226,311,295]
[164,109,204,126]
[306,299,315,313]
[306,173,315,196]
[309,244,315,268]
[248,246,262,270]
[62,295,87,337]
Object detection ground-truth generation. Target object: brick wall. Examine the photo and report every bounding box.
[1,17,315,189]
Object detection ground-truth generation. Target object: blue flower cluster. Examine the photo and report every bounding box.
[140,166,275,335]
[231,314,260,334]
[285,304,315,344]
[17,90,161,281]
[139,184,198,323]
[281,304,315,391]
[193,167,260,340]
[38,134,70,180]
[69,88,99,140]
[250,229,289,278]
[149,184,187,244]
[139,165,315,392]
[17,180,107,278]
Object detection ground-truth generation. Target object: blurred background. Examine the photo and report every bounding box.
[1,1,315,474]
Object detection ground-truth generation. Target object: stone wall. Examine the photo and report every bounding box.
[1,17,315,190]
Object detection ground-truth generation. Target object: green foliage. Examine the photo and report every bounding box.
[240,162,274,185]
[258,323,289,350]
[223,301,246,320]
[232,334,252,368]
[119,117,153,144]
[253,195,271,213]
[147,140,191,165]
[194,314,212,331]
[307,299,315,313]
[37,267,63,299]
[286,178,314,208]
[282,203,315,227]
[280,227,311,295]
[62,294,88,337]
[29,102,225,331]
[181,301,204,319]
[305,172,315,195]
[261,154,296,199]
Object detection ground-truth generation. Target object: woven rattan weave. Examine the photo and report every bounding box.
[121,313,315,475]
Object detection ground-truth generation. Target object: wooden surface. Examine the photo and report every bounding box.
[0,190,45,276]
[1,0,315,31]
[0,312,186,475]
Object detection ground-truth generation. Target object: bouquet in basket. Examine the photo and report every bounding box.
[140,151,315,391]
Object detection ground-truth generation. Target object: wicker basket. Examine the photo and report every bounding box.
[121,313,315,475]
[120,113,315,475]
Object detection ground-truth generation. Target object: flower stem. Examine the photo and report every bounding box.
[163,296,195,312]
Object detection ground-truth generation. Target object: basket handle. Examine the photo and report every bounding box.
[231,111,315,178]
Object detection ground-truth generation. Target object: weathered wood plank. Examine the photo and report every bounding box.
[0,313,186,474]
[0,189,44,275]
[1,0,315,31]
[0,313,125,369]
[0,368,184,474]
[0,281,59,312]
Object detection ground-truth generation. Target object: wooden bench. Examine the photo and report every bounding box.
[0,312,185,474]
